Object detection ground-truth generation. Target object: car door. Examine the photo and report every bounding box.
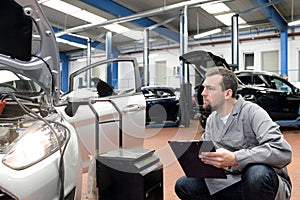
[266,75,300,120]
[60,58,146,169]
[238,73,300,121]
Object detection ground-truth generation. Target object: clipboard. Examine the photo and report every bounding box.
[168,140,226,179]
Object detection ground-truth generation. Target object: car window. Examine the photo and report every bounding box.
[0,69,41,94]
[71,60,136,96]
[237,75,252,85]
[272,77,293,93]
[155,89,175,98]
[253,75,269,87]
[142,88,153,96]
[142,88,175,99]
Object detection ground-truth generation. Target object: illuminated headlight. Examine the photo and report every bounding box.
[2,121,68,170]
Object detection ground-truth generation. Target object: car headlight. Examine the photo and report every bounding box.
[2,121,67,170]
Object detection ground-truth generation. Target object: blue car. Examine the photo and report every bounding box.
[142,86,180,125]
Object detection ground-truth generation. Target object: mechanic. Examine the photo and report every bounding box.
[175,67,292,200]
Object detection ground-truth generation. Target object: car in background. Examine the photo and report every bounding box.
[236,70,300,121]
[0,0,82,199]
[142,86,180,125]
[180,50,300,127]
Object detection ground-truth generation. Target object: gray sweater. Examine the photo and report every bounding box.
[202,95,292,199]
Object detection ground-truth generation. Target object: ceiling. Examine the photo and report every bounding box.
[38,0,300,56]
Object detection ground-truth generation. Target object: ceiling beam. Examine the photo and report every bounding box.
[252,0,287,31]
[53,26,119,53]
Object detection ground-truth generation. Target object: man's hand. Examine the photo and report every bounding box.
[199,148,238,169]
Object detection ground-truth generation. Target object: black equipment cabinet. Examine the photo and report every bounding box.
[89,99,164,200]
[96,148,163,200]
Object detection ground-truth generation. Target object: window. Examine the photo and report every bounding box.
[155,60,167,85]
[272,77,292,93]
[238,75,252,85]
[262,51,279,73]
[253,75,268,87]
[244,53,254,70]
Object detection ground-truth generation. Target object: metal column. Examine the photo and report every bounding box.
[179,6,191,127]
[231,14,239,68]
[59,53,69,93]
[143,29,150,86]
[280,29,288,76]
[106,32,115,86]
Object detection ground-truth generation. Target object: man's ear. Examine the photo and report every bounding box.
[225,89,233,99]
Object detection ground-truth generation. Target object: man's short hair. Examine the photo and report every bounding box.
[205,67,238,98]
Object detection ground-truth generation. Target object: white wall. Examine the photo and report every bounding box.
[68,28,300,89]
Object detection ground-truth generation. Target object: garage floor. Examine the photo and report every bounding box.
[81,120,300,200]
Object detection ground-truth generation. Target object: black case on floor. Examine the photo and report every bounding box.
[96,148,163,200]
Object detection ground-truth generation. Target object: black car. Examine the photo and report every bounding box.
[236,70,300,121]
[180,50,300,127]
[142,86,180,125]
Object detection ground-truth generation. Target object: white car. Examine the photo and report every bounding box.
[59,57,146,170]
[0,0,146,199]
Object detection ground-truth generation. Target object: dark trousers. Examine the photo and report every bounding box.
[175,164,279,200]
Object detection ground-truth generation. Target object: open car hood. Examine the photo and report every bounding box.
[179,50,233,75]
[0,0,60,103]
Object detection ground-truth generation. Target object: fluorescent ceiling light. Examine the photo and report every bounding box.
[194,28,222,39]
[72,10,106,24]
[40,0,138,40]
[121,30,144,40]
[215,13,246,26]
[42,0,80,14]
[199,2,230,14]
[56,38,89,49]
[288,19,300,26]
[104,24,130,34]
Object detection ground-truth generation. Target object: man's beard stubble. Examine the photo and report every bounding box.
[202,102,212,112]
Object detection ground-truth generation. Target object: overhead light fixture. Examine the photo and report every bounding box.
[56,38,89,49]
[198,1,230,14]
[39,0,138,40]
[42,0,80,14]
[72,10,106,24]
[121,30,144,41]
[194,28,222,39]
[288,19,300,26]
[104,24,130,34]
[215,13,246,26]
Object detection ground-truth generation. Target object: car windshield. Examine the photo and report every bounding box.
[0,69,42,95]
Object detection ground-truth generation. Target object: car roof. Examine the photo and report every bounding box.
[235,70,279,77]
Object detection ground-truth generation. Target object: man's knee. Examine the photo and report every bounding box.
[242,164,279,190]
[175,176,210,199]
[175,176,187,195]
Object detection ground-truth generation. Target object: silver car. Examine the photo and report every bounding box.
[0,0,146,199]
[0,0,82,199]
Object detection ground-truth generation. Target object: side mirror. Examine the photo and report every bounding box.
[65,101,80,117]
[64,88,95,117]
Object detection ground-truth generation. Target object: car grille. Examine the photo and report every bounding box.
[0,188,16,200]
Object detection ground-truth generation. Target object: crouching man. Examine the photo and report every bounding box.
[175,67,292,200]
